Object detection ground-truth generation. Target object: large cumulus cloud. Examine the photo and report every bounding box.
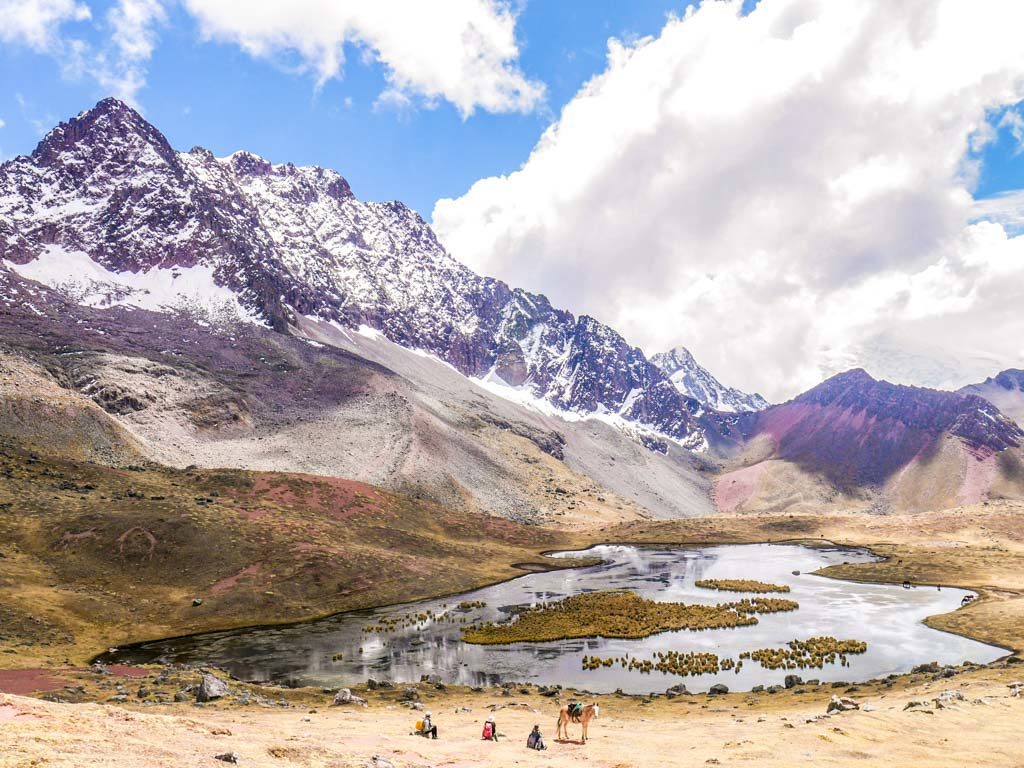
[433,0,1024,400]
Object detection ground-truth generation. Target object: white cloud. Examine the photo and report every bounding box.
[180,0,544,117]
[973,189,1024,234]
[0,0,164,103]
[433,0,1024,401]
[0,0,90,52]
[94,0,168,102]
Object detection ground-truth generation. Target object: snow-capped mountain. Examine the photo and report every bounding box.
[651,347,768,413]
[0,98,717,447]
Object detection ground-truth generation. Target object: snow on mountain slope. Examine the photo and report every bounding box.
[651,346,769,412]
[0,98,717,449]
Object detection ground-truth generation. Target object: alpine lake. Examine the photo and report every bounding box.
[102,543,1006,694]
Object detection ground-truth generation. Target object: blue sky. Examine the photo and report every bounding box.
[0,0,713,215]
[0,1,1019,215]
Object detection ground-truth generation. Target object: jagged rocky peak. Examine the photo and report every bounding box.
[32,96,177,169]
[651,346,768,413]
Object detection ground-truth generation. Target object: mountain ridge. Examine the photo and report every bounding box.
[959,369,1024,428]
[0,97,734,449]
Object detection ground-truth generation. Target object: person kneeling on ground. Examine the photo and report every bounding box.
[419,712,438,739]
[526,724,547,751]
[482,716,499,741]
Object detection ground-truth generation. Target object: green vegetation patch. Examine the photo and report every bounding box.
[695,578,791,593]
[462,590,798,644]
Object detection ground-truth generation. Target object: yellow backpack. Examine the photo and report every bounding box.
[415,720,424,732]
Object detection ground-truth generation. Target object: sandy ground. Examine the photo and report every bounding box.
[2,665,1023,768]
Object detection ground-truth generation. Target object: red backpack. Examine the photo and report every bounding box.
[482,722,493,740]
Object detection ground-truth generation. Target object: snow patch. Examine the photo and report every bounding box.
[5,245,260,324]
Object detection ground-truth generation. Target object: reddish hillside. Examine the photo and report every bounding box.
[751,369,1023,488]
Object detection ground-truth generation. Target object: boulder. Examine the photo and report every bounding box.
[784,675,802,689]
[665,684,688,698]
[934,690,965,708]
[214,753,240,764]
[708,684,729,695]
[400,687,419,702]
[332,688,367,707]
[196,673,229,702]
[912,661,940,674]
[826,695,860,713]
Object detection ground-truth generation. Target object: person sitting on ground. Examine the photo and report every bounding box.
[526,724,547,750]
[420,712,438,739]
[482,715,499,741]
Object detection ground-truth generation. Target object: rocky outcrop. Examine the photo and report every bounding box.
[195,673,229,702]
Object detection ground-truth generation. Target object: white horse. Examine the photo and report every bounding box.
[556,702,599,743]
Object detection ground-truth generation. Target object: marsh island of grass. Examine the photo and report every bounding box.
[461,590,799,644]
[695,578,791,593]
[740,636,868,670]
[581,635,869,677]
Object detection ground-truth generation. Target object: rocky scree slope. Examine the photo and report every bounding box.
[0,267,713,524]
[0,97,743,450]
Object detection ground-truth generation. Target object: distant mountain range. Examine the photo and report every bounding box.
[2,98,1023,519]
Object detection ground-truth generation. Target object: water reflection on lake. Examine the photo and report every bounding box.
[106,544,1005,693]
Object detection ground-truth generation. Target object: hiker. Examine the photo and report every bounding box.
[526,724,547,750]
[482,715,499,741]
[420,711,438,739]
